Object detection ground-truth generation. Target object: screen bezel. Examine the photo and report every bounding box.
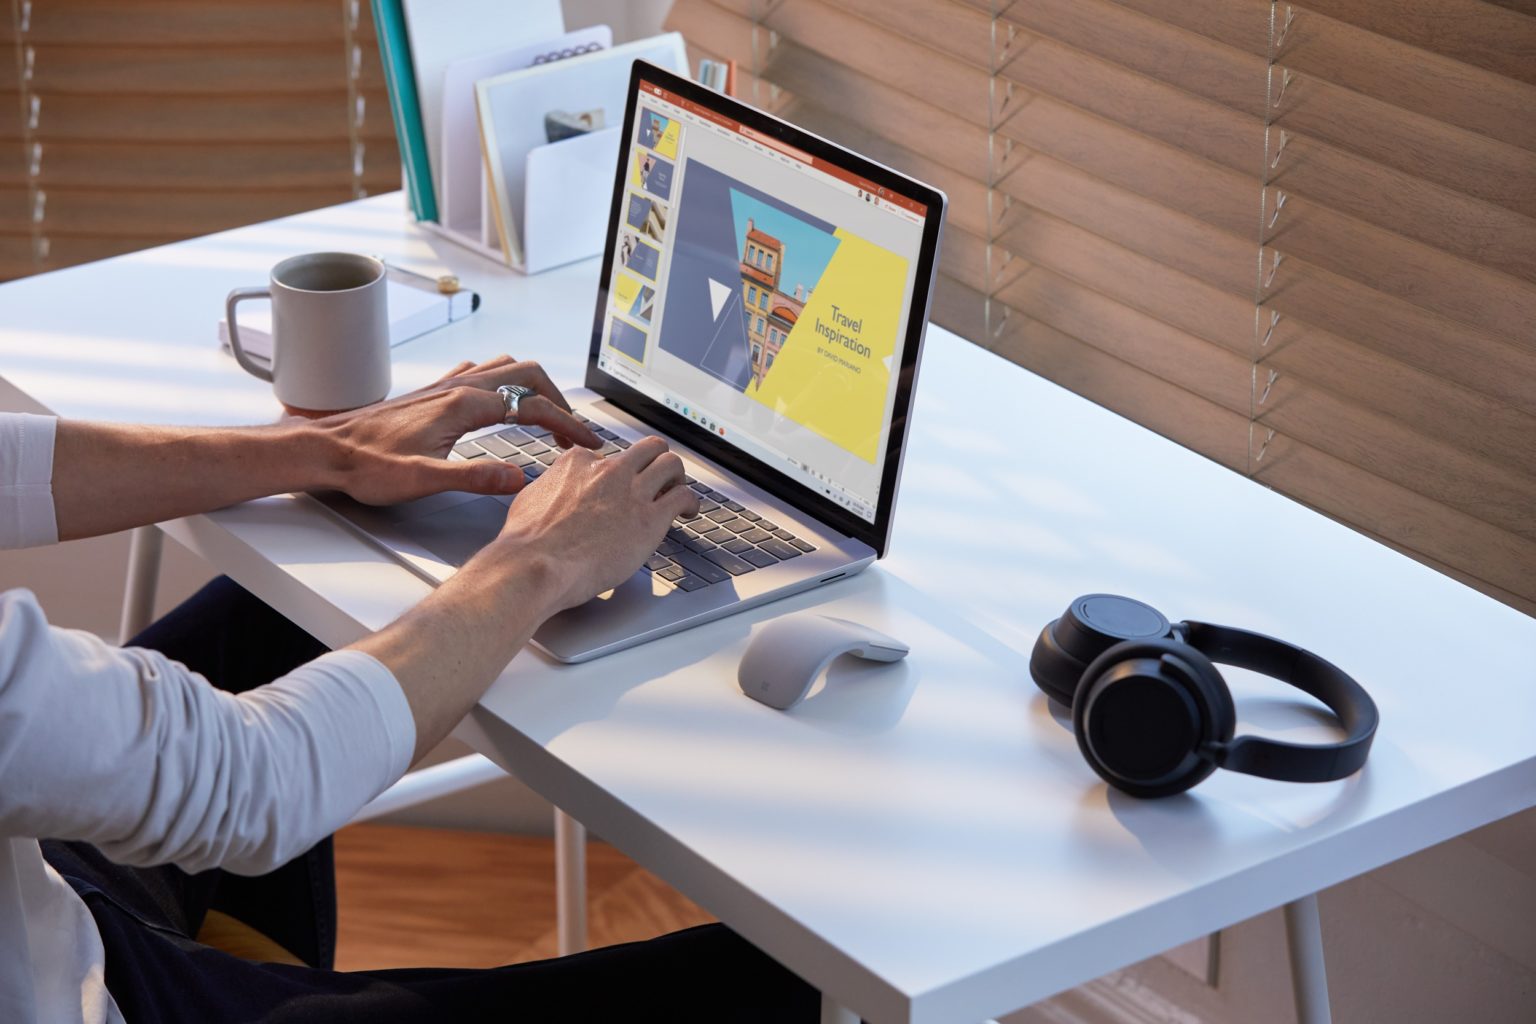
[585,61,947,558]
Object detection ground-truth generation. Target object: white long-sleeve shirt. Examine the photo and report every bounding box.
[0,413,416,1023]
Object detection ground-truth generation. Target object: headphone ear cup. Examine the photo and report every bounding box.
[1030,595,1174,708]
[1073,639,1235,798]
[1029,620,1086,707]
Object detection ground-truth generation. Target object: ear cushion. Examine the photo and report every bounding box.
[1073,638,1237,798]
[1028,621,1086,707]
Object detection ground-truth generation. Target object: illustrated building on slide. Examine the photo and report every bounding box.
[739,218,807,389]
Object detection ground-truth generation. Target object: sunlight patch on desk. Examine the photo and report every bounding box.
[12,368,275,420]
[0,329,215,370]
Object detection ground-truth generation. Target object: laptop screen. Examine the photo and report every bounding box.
[588,68,939,536]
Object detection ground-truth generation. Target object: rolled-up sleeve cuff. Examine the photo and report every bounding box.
[0,413,57,549]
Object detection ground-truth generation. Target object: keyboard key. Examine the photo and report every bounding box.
[683,537,716,554]
[722,537,752,554]
[738,509,761,522]
[741,528,772,544]
[657,539,683,556]
[703,548,753,576]
[496,427,531,443]
[790,538,815,552]
[657,564,685,582]
[705,508,737,524]
[523,464,543,480]
[509,451,537,468]
[723,519,754,534]
[614,438,631,449]
[697,527,727,543]
[524,425,553,439]
[665,526,691,544]
[723,500,745,513]
[645,554,674,572]
[596,428,617,440]
[688,482,710,494]
[742,548,778,568]
[522,441,551,456]
[476,434,518,458]
[672,550,731,584]
[452,442,483,459]
[683,475,696,484]
[773,528,796,540]
[758,519,779,532]
[674,574,708,592]
[597,441,622,457]
[703,488,725,500]
[759,538,801,560]
[535,451,558,466]
[698,499,720,513]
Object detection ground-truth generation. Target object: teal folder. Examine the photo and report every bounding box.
[370,0,438,222]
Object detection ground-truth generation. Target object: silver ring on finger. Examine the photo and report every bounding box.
[497,384,537,422]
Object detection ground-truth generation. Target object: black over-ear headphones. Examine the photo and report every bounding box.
[1031,594,1379,798]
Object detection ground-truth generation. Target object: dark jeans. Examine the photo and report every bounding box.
[44,578,816,1022]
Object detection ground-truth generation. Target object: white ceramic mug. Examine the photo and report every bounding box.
[226,252,391,414]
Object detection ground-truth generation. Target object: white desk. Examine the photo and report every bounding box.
[3,193,1534,1024]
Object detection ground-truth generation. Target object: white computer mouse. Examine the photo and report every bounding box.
[737,613,910,710]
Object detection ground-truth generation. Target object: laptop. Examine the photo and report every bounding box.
[318,61,947,662]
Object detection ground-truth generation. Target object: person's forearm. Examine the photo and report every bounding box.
[351,535,568,763]
[51,420,340,540]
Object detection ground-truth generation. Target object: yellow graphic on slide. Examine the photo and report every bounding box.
[612,271,643,316]
[748,229,907,463]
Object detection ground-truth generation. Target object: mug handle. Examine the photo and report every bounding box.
[225,287,274,383]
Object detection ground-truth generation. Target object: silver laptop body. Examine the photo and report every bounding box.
[316,62,946,663]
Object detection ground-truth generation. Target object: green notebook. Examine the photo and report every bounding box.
[370,0,438,222]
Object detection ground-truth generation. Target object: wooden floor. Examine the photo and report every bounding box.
[333,823,714,971]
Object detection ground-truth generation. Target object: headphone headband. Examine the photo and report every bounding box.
[1178,621,1378,783]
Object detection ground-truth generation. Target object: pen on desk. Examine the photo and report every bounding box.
[370,255,466,297]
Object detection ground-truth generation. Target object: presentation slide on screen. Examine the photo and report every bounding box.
[654,161,909,464]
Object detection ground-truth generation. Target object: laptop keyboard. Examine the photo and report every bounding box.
[451,412,817,591]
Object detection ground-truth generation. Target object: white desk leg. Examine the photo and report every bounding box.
[117,526,164,644]
[1283,894,1332,1024]
[820,996,858,1024]
[555,808,588,955]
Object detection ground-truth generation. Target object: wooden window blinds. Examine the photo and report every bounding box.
[669,0,1536,614]
[0,0,400,280]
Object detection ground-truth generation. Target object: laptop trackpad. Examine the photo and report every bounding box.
[403,496,505,568]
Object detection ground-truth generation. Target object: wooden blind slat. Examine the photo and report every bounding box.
[1295,0,1536,85]
[0,2,346,46]
[25,46,387,95]
[0,91,395,144]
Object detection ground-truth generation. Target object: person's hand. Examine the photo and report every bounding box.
[314,355,601,506]
[417,356,600,450]
[486,435,701,613]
